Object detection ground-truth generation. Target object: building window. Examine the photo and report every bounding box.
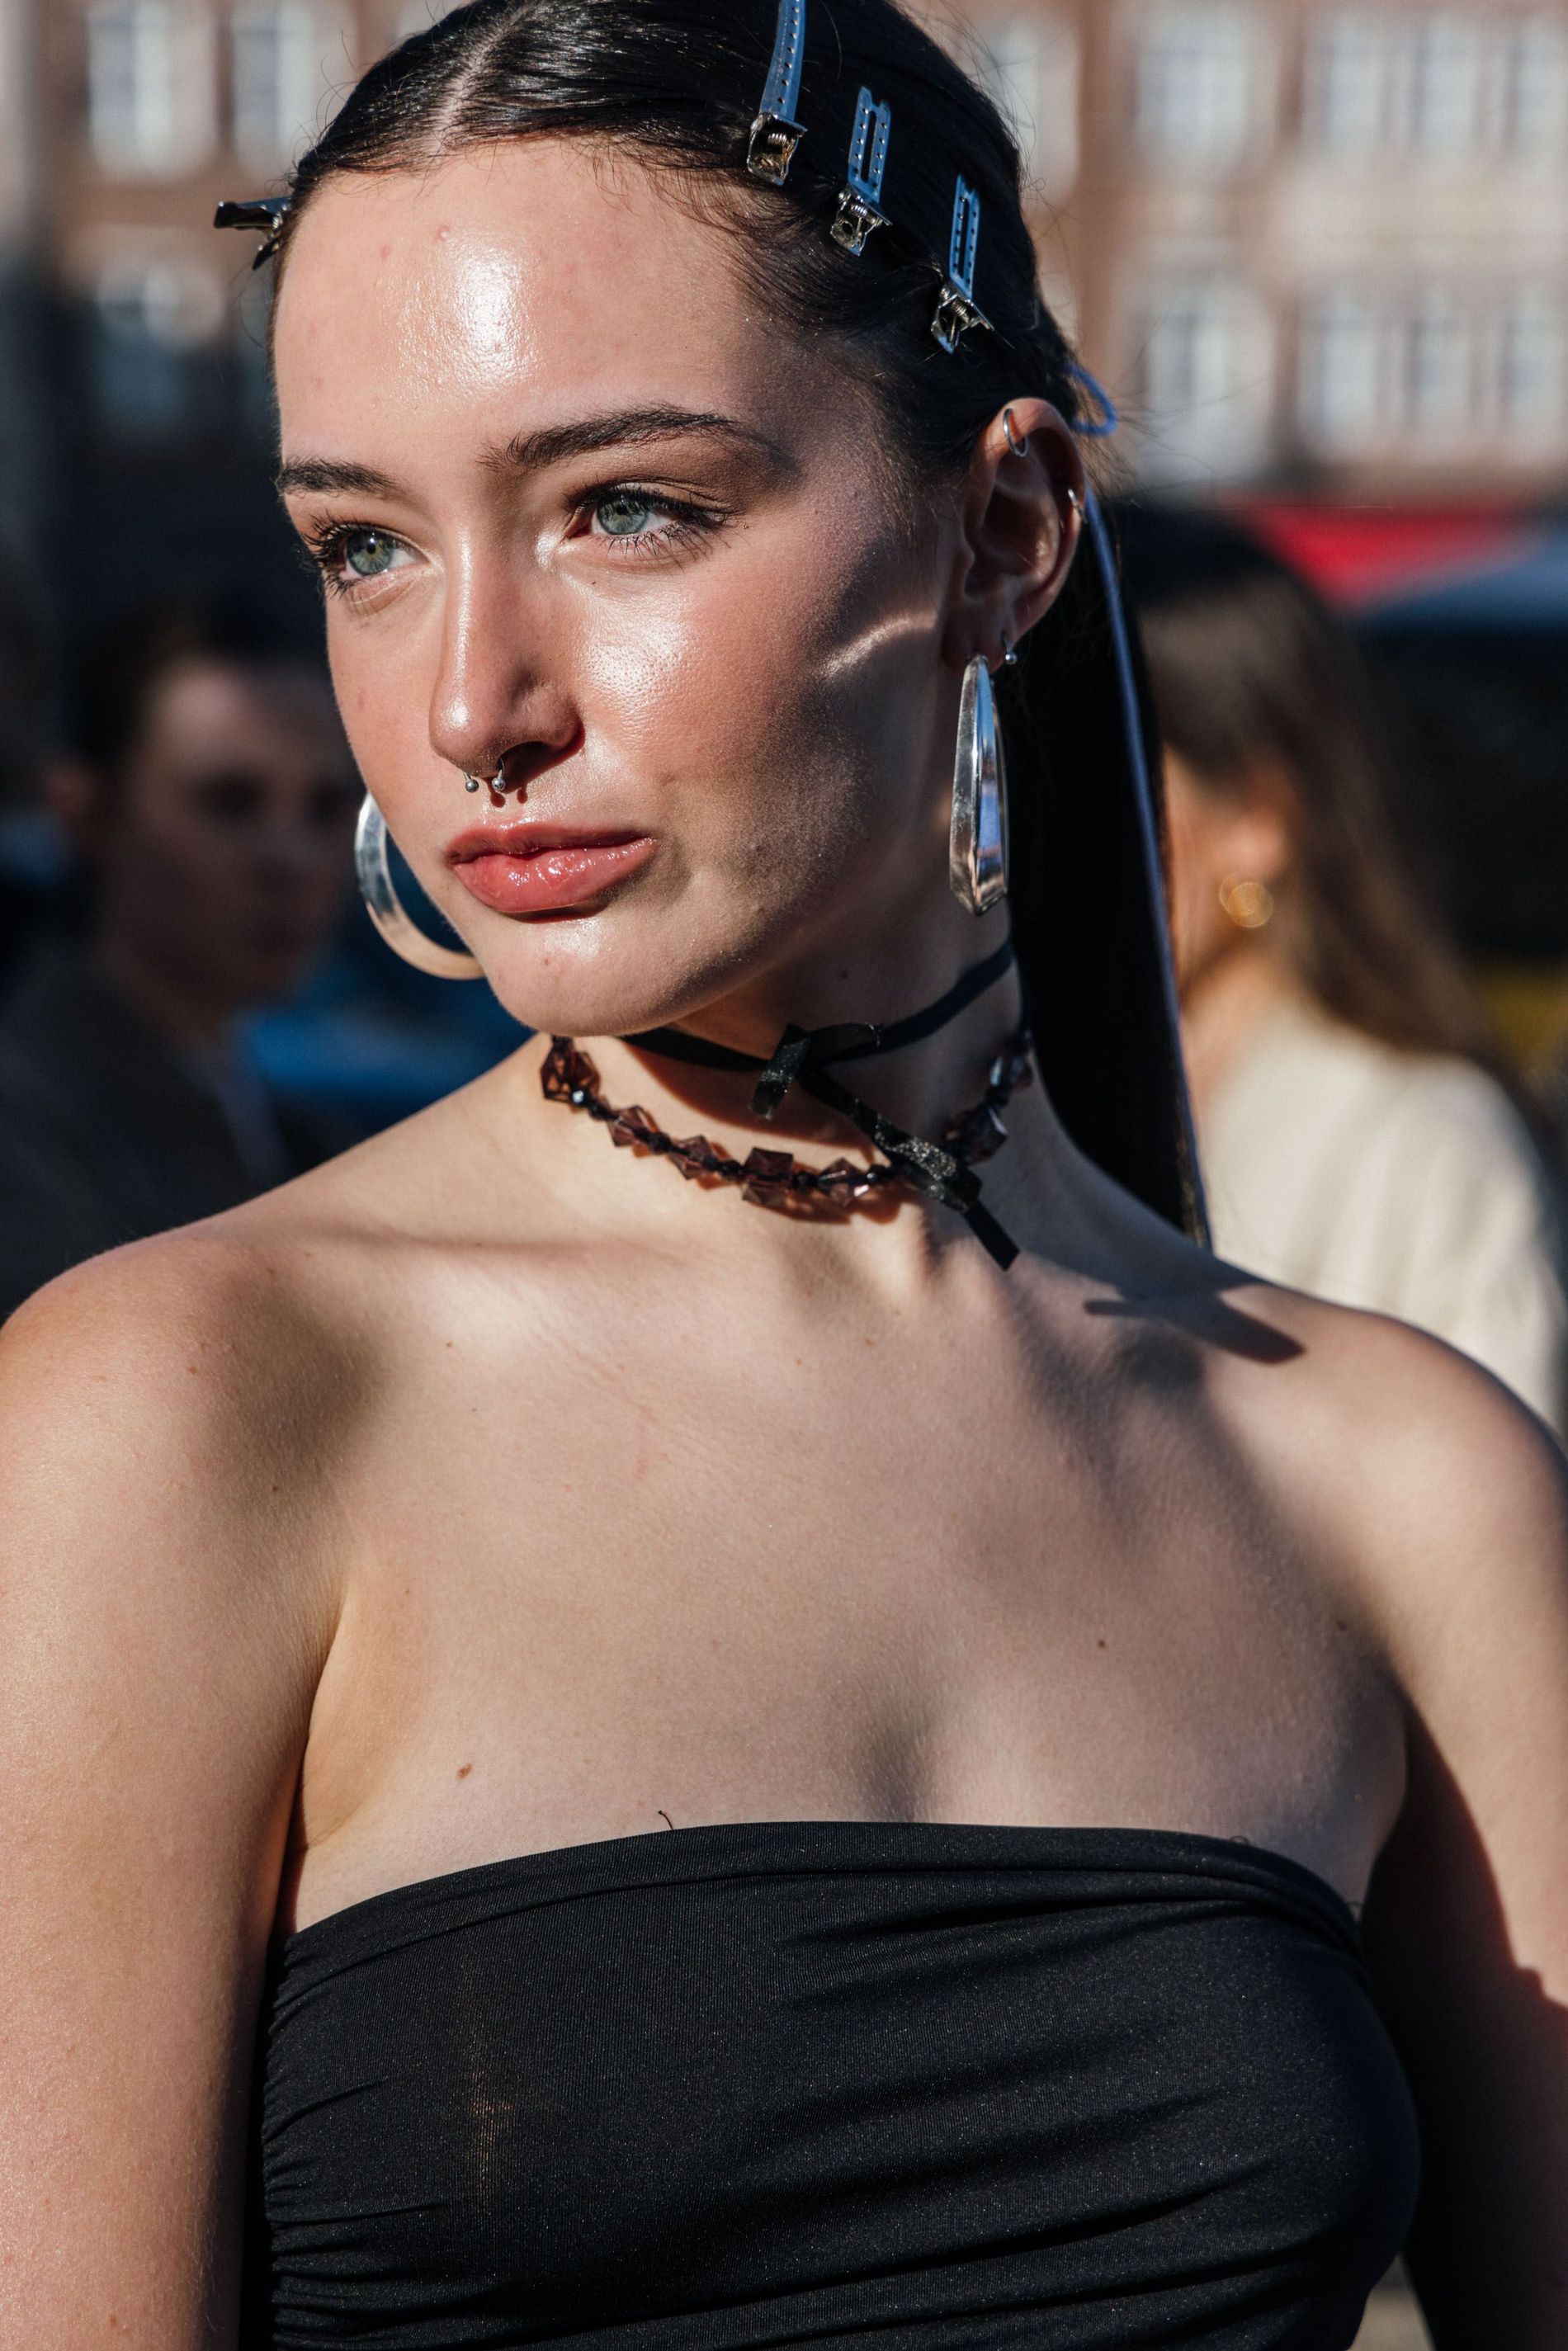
[86,0,215,177]
[1502,16,1568,154]
[1499,294,1567,436]
[1300,290,1388,453]
[981,17,1080,201]
[1135,5,1264,172]
[92,256,221,435]
[1137,279,1273,479]
[1406,296,1475,437]
[1408,14,1485,153]
[1305,13,1394,153]
[231,2,340,172]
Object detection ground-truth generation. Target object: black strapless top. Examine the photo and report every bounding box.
[244,1821,1418,2349]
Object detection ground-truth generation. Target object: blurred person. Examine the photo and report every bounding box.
[0,602,360,1318]
[0,555,60,987]
[1121,502,1567,1433]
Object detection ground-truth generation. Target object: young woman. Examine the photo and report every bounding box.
[3,5,1566,2346]
[1121,503,1568,1435]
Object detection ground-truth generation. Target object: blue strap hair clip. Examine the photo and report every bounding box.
[1068,362,1120,439]
[830,87,892,256]
[747,0,808,185]
[214,196,291,267]
[932,177,993,352]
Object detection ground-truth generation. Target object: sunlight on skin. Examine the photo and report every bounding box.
[273,139,1073,1069]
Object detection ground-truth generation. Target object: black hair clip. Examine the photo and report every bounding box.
[747,0,806,185]
[932,177,992,353]
[214,196,291,268]
[830,87,892,255]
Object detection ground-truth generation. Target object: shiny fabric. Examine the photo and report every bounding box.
[244,1820,1418,2349]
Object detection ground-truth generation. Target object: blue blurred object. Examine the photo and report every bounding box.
[247,904,525,1131]
[1363,522,1568,631]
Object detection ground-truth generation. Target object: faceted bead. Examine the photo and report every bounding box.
[669,1135,718,1180]
[541,1040,600,1103]
[741,1147,796,1206]
[990,1041,1034,1095]
[610,1104,661,1149]
[818,1156,880,1201]
[963,1103,1009,1164]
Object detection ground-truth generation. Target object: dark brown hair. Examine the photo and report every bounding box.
[1118,502,1492,1065]
[270,0,1200,1231]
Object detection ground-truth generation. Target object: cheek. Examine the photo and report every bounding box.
[582,518,938,866]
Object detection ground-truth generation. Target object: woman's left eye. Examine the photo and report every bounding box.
[593,491,658,538]
[581,488,719,556]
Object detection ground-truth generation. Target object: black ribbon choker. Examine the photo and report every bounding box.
[548,940,1025,1268]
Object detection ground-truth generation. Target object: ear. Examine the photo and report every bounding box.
[1223,759,1296,888]
[939,399,1085,677]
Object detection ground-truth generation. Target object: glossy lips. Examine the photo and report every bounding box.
[446,825,656,916]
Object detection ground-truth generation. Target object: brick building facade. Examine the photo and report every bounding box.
[3,1,1568,648]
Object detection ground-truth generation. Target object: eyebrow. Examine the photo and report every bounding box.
[276,407,788,503]
[276,457,402,498]
[481,406,789,477]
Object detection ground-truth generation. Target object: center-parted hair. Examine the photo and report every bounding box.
[273,0,1201,1235]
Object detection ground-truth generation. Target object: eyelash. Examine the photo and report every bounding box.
[300,483,728,602]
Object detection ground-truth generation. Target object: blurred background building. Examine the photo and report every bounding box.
[1,0,1566,1126]
[6,0,1568,630]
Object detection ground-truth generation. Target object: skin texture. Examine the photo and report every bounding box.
[2,139,1567,2349]
[1162,744,1296,1116]
[50,657,360,1047]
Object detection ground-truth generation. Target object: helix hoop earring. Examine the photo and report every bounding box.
[949,655,1008,916]
[1003,408,1028,458]
[355,793,483,980]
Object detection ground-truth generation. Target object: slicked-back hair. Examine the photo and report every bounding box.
[275,0,1199,1234]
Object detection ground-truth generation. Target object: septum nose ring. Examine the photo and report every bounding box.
[463,767,510,809]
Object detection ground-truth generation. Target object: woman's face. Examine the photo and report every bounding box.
[274,139,984,1041]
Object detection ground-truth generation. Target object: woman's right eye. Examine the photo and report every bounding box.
[342,529,399,578]
[306,523,416,598]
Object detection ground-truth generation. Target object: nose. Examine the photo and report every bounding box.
[427,553,582,801]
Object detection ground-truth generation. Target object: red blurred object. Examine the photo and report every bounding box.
[1228,500,1537,606]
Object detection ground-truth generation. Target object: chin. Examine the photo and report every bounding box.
[470,913,761,1045]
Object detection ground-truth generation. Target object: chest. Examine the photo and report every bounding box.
[289,1263,1391,1924]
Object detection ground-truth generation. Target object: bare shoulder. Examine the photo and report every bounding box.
[0,1199,372,1643]
[1196,1271,1568,1692]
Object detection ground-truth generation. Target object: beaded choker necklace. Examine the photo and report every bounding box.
[539,941,1031,1269]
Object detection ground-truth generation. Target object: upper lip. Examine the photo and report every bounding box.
[444,822,651,866]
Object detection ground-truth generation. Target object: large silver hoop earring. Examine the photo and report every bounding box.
[355,793,483,980]
[948,656,1008,916]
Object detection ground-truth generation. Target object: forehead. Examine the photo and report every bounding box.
[274,140,782,453]
[139,660,344,761]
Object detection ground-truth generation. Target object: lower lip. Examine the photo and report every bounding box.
[452,837,657,916]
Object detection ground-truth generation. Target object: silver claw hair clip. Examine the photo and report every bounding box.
[830,87,891,255]
[747,0,807,186]
[932,177,992,352]
[214,196,291,267]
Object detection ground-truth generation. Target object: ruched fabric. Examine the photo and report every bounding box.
[244,1820,1418,2349]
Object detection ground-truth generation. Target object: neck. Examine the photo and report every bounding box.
[595,913,1022,1152]
[95,936,236,1055]
[1180,944,1291,1121]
